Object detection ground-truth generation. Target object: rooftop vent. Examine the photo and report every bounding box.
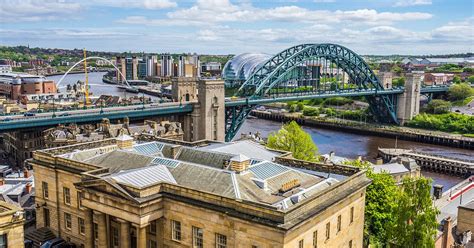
[230,154,250,173]
[116,134,133,149]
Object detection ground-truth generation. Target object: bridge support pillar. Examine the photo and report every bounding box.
[397,73,422,125]
[378,72,393,89]
[181,79,225,142]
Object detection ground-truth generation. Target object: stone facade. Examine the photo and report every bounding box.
[30,137,370,248]
[0,201,25,248]
[397,73,422,125]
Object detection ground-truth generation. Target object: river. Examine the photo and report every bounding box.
[48,72,471,190]
[47,71,151,99]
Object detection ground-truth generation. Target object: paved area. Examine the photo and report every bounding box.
[437,181,474,222]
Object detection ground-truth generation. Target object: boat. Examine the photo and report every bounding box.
[125,86,139,93]
[102,76,118,85]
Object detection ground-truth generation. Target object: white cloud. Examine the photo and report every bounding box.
[119,3,432,27]
[431,18,474,42]
[393,0,432,7]
[0,0,81,22]
[87,0,177,9]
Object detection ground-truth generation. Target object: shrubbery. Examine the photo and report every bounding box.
[407,112,474,134]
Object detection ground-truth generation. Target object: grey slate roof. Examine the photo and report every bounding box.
[87,150,154,173]
[110,164,176,188]
[202,140,280,161]
[371,163,409,174]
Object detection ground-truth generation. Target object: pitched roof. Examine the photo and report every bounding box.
[110,164,176,188]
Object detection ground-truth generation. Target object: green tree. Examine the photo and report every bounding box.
[448,83,473,101]
[468,75,474,83]
[452,75,462,84]
[425,99,452,114]
[344,160,399,246]
[266,121,319,161]
[390,177,439,248]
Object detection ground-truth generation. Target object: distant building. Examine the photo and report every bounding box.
[0,201,25,248]
[160,54,173,77]
[457,200,474,246]
[424,73,454,86]
[146,55,158,77]
[0,168,35,227]
[201,62,222,76]
[0,73,57,100]
[116,56,139,82]
[371,157,421,184]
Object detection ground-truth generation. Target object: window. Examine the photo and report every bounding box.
[149,240,157,248]
[64,187,71,205]
[350,207,354,223]
[337,215,342,233]
[112,226,119,247]
[77,192,83,208]
[215,233,227,248]
[65,213,72,230]
[349,240,353,248]
[171,220,181,241]
[298,239,304,248]
[42,181,49,199]
[94,223,98,240]
[192,226,203,248]
[149,221,156,234]
[43,208,50,227]
[325,222,330,240]
[313,230,318,248]
[78,217,85,235]
[0,234,6,248]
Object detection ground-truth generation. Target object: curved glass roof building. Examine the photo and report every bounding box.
[222,53,272,86]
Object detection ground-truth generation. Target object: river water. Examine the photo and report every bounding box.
[47,71,146,99]
[48,72,472,190]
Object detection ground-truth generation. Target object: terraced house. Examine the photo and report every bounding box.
[30,135,370,247]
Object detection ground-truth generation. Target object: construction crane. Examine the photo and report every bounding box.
[83,48,91,106]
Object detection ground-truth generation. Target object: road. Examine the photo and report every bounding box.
[437,183,474,222]
[0,101,193,123]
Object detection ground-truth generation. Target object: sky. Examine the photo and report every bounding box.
[0,0,473,55]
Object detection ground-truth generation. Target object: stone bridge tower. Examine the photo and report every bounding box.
[397,72,422,125]
[176,78,225,142]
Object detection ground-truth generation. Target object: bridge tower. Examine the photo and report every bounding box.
[176,78,225,142]
[397,73,422,125]
[172,77,197,102]
[378,72,393,89]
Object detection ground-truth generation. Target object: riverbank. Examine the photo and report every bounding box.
[251,110,474,150]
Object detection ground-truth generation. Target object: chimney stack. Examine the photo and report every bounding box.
[25,183,32,194]
[23,168,30,178]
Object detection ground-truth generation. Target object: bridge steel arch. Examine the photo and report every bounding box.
[225,43,398,141]
[56,56,131,88]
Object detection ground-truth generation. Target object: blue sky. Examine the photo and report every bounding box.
[0,0,473,55]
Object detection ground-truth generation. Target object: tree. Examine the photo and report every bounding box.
[468,75,474,83]
[425,99,451,114]
[390,177,439,248]
[266,121,319,161]
[344,160,399,246]
[448,83,473,101]
[452,75,461,84]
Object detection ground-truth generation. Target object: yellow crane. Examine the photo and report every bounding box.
[83,48,91,106]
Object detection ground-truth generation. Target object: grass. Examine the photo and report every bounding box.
[451,96,474,107]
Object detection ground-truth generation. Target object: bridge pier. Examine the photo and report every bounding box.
[173,77,225,142]
[397,73,422,125]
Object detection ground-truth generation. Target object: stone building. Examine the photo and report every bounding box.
[30,135,370,248]
[0,201,25,248]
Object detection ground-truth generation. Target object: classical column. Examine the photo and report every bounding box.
[136,225,147,248]
[95,211,108,248]
[118,219,130,248]
[84,209,94,248]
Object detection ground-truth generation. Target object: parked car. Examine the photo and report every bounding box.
[40,238,76,248]
[23,112,35,117]
[58,113,70,117]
